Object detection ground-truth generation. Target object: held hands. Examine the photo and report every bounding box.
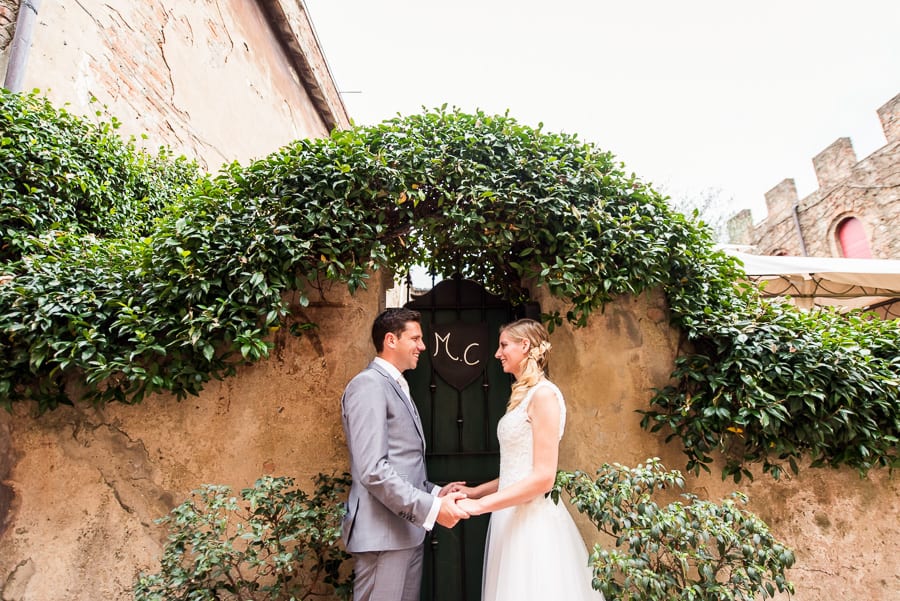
[438,481,467,497]
[440,482,483,499]
[435,480,489,526]
[436,492,470,528]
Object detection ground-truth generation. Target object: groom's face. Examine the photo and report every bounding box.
[388,321,426,373]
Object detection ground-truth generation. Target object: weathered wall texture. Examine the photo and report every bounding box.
[728,92,900,260]
[2,5,351,593]
[0,274,390,600]
[0,280,897,600]
[534,287,900,601]
[1,0,349,171]
[0,1,15,54]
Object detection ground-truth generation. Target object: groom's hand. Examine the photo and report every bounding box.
[436,491,469,528]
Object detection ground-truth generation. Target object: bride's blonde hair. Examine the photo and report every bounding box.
[502,318,552,411]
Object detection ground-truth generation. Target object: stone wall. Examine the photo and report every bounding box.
[728,92,900,259]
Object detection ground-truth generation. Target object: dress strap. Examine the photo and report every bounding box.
[521,379,566,438]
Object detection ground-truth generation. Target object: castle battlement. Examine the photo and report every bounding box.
[727,91,900,259]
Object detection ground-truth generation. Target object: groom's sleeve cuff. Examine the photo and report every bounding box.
[423,493,441,531]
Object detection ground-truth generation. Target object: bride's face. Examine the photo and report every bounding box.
[495,330,529,378]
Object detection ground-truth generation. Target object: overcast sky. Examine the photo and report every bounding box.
[304,1,900,225]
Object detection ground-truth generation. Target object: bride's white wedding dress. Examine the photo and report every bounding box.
[482,380,604,600]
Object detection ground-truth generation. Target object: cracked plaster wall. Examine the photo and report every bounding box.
[6,0,331,171]
[0,277,386,601]
[0,2,355,598]
[0,1,15,54]
[534,288,900,601]
[0,279,897,601]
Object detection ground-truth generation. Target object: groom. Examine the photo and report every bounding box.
[341,307,469,601]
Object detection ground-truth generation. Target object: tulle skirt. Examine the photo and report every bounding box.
[482,495,604,600]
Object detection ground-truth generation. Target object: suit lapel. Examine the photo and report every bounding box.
[369,362,426,449]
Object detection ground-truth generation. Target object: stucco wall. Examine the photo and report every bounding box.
[1,5,355,592]
[2,0,344,171]
[0,273,389,600]
[534,286,899,601]
[0,281,898,599]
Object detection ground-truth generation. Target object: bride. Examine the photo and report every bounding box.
[454,318,604,600]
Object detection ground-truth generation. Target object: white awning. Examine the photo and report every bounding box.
[720,249,900,318]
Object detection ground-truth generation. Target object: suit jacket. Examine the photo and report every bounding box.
[341,360,435,553]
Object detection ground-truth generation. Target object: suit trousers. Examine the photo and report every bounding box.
[352,545,424,601]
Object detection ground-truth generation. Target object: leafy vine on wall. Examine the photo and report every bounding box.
[1,90,897,479]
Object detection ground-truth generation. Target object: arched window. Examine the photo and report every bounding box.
[836,217,872,258]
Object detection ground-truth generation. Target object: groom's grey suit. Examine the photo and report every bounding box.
[341,360,437,599]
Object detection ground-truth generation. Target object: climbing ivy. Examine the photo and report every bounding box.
[1,89,897,478]
[0,90,198,262]
[644,291,900,480]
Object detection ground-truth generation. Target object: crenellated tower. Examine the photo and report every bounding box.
[728,92,900,258]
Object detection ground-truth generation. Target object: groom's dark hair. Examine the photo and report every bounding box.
[372,308,421,352]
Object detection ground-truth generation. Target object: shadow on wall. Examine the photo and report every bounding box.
[0,419,16,540]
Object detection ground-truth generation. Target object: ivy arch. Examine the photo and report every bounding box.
[1,90,897,480]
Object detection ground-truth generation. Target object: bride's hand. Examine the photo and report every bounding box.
[438,481,468,497]
[450,485,480,498]
[456,497,484,516]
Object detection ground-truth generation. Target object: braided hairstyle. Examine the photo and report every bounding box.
[501,318,552,411]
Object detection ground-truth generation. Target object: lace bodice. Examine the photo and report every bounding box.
[497,380,566,490]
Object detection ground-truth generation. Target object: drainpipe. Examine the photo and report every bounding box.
[791,203,808,257]
[4,0,42,92]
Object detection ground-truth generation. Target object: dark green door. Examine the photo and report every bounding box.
[405,277,534,601]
